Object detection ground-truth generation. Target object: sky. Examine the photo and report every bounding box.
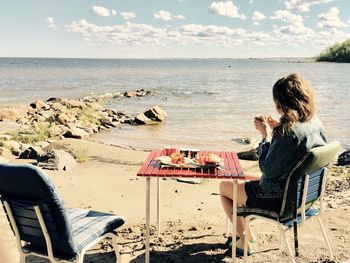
[1,0,350,58]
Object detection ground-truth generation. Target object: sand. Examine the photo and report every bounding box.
[0,138,349,263]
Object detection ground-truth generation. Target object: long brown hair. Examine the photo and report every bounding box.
[272,74,315,137]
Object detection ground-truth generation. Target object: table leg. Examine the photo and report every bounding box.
[232,180,238,262]
[146,177,151,263]
[157,177,160,237]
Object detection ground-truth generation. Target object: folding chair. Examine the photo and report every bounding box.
[237,141,340,262]
[0,163,125,263]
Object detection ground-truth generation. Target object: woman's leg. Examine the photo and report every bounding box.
[219,180,253,248]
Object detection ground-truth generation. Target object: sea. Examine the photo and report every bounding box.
[0,57,349,151]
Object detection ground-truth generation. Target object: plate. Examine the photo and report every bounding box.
[156,156,192,167]
[156,156,223,169]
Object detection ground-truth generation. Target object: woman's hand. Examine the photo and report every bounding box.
[254,116,272,139]
[266,115,280,129]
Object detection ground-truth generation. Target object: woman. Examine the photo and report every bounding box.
[219,73,327,253]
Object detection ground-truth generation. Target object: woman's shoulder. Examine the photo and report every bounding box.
[291,117,325,139]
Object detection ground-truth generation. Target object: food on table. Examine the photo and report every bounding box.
[170,152,185,164]
[195,153,222,165]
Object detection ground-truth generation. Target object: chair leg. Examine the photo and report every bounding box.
[112,234,122,263]
[19,254,26,263]
[243,217,249,262]
[281,231,296,263]
[279,227,284,251]
[317,216,333,259]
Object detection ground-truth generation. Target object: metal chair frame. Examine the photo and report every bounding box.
[3,201,122,263]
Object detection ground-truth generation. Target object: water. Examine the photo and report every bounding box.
[0,57,349,150]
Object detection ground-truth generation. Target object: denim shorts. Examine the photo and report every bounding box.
[244,180,283,213]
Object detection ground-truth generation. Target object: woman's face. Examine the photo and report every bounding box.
[274,100,283,115]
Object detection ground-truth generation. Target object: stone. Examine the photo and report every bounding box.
[19,146,44,159]
[57,113,69,125]
[30,100,48,110]
[66,100,87,109]
[143,106,167,122]
[338,150,350,166]
[134,113,156,125]
[0,134,12,141]
[0,108,21,121]
[86,102,103,111]
[100,117,114,128]
[1,141,21,156]
[124,91,134,97]
[0,156,9,163]
[46,98,65,103]
[63,126,90,139]
[37,150,77,171]
[48,125,68,138]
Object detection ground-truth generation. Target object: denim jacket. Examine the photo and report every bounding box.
[257,118,327,198]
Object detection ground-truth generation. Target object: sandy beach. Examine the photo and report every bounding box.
[1,136,349,263]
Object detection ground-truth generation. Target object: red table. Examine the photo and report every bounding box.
[137,150,246,263]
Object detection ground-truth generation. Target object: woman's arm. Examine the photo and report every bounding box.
[259,136,298,179]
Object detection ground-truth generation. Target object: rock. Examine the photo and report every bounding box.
[46,97,65,103]
[63,126,90,139]
[100,117,114,128]
[134,113,156,125]
[1,141,21,156]
[19,146,44,159]
[124,91,134,97]
[30,100,48,110]
[86,102,103,111]
[48,125,68,138]
[143,106,167,122]
[66,100,87,109]
[57,113,69,125]
[0,108,21,121]
[34,141,51,149]
[0,156,9,163]
[37,150,77,171]
[0,134,12,141]
[338,150,350,166]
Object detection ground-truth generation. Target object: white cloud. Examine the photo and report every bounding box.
[284,0,332,12]
[90,6,116,17]
[154,10,186,21]
[121,12,136,20]
[46,17,57,30]
[317,7,348,28]
[270,10,303,24]
[209,1,246,19]
[252,11,266,25]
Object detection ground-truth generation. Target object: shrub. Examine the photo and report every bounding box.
[316,39,350,63]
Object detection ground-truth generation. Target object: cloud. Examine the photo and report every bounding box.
[284,0,333,12]
[252,11,266,25]
[121,12,136,20]
[90,6,117,17]
[317,7,348,28]
[154,10,186,21]
[46,17,57,30]
[209,1,246,19]
[270,10,303,24]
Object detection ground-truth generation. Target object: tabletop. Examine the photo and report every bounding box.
[137,150,245,179]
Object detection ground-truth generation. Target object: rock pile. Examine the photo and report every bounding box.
[0,89,167,169]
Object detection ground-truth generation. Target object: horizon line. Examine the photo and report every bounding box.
[0,56,314,60]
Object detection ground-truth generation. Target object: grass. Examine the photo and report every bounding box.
[4,124,49,144]
[80,107,101,126]
[316,39,350,63]
[71,149,89,163]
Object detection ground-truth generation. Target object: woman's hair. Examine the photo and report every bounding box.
[272,73,315,137]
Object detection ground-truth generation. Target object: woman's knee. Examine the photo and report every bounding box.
[219,180,231,195]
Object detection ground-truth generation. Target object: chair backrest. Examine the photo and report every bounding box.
[279,141,340,222]
[0,163,77,258]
